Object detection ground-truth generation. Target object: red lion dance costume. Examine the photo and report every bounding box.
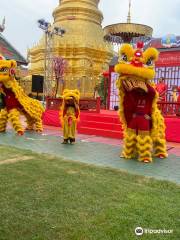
[0,55,44,135]
[115,43,167,163]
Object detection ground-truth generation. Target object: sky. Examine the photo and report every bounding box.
[0,0,179,58]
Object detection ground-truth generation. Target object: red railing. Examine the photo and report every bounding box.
[46,98,63,110]
[158,102,180,117]
[46,98,180,116]
[46,97,101,113]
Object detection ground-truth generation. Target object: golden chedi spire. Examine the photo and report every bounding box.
[29,0,112,97]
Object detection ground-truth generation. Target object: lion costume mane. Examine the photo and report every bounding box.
[115,42,167,162]
[0,55,44,134]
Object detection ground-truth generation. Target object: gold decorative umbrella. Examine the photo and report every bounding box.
[103,0,153,44]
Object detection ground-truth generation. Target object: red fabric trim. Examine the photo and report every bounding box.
[123,84,156,131]
[2,86,22,111]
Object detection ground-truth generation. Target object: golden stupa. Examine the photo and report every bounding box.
[28,0,113,97]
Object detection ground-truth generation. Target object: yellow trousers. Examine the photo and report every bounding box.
[63,116,77,140]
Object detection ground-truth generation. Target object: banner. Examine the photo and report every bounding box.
[156,51,180,67]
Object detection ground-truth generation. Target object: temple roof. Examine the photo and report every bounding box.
[0,33,27,65]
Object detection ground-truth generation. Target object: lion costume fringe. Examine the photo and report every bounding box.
[0,55,44,135]
[60,89,80,144]
[115,42,167,163]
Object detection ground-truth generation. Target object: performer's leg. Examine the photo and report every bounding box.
[153,128,167,158]
[69,119,77,144]
[34,118,43,132]
[62,117,69,144]
[136,133,152,162]
[151,112,168,158]
[153,139,167,158]
[25,114,35,130]
[0,109,8,132]
[121,128,137,159]
[8,108,24,135]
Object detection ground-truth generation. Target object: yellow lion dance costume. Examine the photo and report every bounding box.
[60,89,80,144]
[115,42,167,163]
[0,55,44,135]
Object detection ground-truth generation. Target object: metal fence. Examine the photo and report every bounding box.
[108,66,180,114]
[154,66,180,101]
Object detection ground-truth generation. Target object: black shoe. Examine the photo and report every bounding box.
[61,139,68,144]
[69,138,75,144]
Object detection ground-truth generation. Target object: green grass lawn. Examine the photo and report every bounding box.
[0,145,179,240]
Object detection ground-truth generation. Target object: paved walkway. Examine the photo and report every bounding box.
[0,127,180,184]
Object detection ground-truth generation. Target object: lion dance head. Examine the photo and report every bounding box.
[0,55,17,85]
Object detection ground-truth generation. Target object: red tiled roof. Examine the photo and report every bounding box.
[0,33,27,65]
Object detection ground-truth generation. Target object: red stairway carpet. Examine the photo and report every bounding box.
[43,110,180,142]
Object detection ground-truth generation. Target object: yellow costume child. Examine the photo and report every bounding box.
[60,89,80,144]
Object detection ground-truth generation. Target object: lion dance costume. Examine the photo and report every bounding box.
[0,55,44,135]
[115,42,167,163]
[60,89,80,144]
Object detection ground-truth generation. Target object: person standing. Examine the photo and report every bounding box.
[172,85,178,102]
[60,89,80,144]
[156,77,168,102]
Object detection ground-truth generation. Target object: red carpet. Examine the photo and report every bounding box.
[165,118,180,142]
[43,110,61,127]
[43,110,180,142]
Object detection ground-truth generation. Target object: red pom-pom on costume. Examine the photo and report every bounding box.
[102,71,109,78]
[137,41,144,49]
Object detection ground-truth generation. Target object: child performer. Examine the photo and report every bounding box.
[60,89,80,144]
